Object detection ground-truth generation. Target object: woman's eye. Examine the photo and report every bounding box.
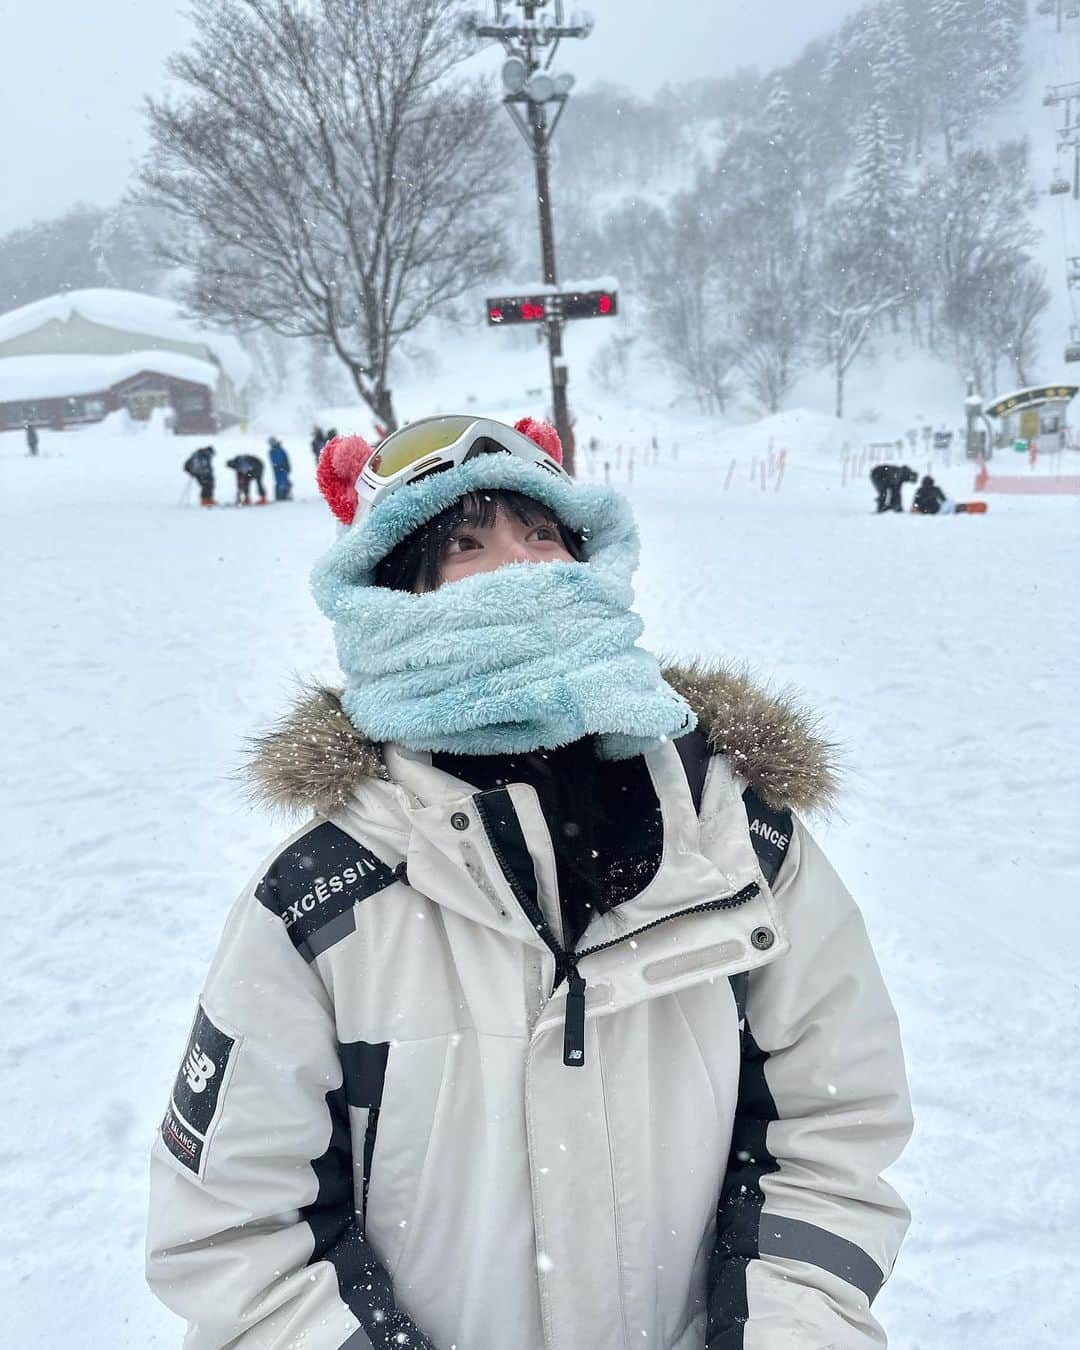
[531,525,558,542]
[446,534,480,554]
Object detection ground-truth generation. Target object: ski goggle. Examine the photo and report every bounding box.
[356,415,568,524]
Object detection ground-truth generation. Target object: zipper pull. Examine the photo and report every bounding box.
[563,969,587,1068]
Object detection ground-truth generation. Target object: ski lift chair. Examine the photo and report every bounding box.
[1050,176,1072,195]
[1068,6,1080,19]
[1038,0,1054,12]
[1066,341,1080,362]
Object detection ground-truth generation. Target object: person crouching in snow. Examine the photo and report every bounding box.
[912,474,948,515]
[225,453,268,505]
[146,415,912,1350]
[870,462,917,513]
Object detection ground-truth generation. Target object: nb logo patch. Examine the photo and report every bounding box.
[183,1044,217,1094]
[162,1004,238,1176]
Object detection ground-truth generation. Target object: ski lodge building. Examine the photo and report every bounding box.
[0,290,250,435]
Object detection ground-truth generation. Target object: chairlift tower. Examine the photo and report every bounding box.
[1043,79,1080,361]
[464,1,594,475]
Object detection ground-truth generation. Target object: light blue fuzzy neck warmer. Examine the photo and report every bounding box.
[311,455,695,758]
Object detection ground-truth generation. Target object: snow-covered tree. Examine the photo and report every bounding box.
[642,198,738,415]
[0,202,167,310]
[845,101,914,314]
[141,0,510,431]
[865,4,918,157]
[918,141,1041,389]
[812,204,905,418]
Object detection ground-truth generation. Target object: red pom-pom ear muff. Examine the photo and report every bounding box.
[316,434,375,526]
[514,416,563,465]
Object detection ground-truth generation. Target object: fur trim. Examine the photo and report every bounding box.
[244,664,839,817]
[241,686,388,816]
[662,662,840,814]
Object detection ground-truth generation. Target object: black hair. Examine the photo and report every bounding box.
[373,488,586,593]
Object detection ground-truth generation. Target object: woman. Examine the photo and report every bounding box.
[147,415,911,1350]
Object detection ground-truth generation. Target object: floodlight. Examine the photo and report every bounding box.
[502,57,528,93]
[525,71,556,102]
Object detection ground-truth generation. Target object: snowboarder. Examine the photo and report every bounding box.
[25,423,39,457]
[911,475,987,517]
[225,453,267,505]
[182,445,216,507]
[870,462,917,513]
[311,425,326,464]
[912,474,947,515]
[147,414,911,1350]
[267,437,292,501]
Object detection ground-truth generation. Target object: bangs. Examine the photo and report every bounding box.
[374,489,584,592]
[453,489,561,532]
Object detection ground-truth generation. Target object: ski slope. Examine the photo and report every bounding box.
[2,409,1078,1349]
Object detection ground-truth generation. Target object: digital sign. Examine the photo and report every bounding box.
[486,289,618,325]
[562,289,617,319]
[486,295,548,325]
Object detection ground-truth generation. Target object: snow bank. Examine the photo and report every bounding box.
[0,288,252,389]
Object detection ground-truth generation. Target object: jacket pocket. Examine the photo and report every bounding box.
[361,1034,455,1277]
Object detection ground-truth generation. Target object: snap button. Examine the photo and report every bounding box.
[751,926,775,951]
[450,812,470,832]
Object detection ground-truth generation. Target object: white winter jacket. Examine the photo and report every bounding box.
[147,666,912,1350]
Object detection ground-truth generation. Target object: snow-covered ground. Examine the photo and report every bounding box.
[2,405,1078,1349]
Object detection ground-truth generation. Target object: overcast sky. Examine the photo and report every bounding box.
[0,0,862,236]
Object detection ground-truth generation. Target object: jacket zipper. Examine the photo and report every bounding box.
[478,806,759,1068]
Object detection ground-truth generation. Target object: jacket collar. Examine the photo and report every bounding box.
[244,661,840,818]
[383,737,787,1015]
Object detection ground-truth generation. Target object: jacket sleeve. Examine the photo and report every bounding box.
[709,820,912,1349]
[146,875,433,1350]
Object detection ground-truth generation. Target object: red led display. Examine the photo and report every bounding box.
[486,295,548,325]
[486,290,618,325]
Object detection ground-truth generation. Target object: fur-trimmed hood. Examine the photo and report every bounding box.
[244,662,839,819]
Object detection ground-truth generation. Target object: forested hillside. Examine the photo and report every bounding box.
[547,0,1040,416]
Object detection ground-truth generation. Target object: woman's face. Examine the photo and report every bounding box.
[428,504,575,589]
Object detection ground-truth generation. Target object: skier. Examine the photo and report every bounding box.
[870,462,917,513]
[147,416,912,1350]
[25,422,39,456]
[182,445,216,507]
[912,474,947,515]
[311,425,326,465]
[267,437,292,501]
[225,453,268,505]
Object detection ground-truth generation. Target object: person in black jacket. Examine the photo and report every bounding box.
[912,475,947,515]
[869,463,917,513]
[25,423,39,456]
[225,454,267,505]
[183,445,216,506]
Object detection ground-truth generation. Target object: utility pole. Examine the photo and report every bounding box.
[466,1,593,475]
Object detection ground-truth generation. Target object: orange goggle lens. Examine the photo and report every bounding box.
[368,417,478,479]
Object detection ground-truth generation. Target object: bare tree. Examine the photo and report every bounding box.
[1000,264,1050,388]
[736,274,807,414]
[141,0,510,430]
[812,202,904,419]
